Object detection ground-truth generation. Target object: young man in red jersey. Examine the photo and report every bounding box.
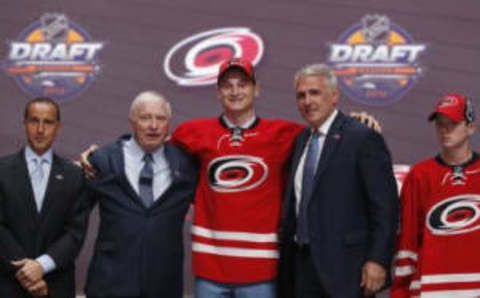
[391,93,480,298]
[171,59,304,298]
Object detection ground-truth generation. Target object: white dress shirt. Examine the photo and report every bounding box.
[294,109,338,215]
[24,146,56,274]
[123,137,172,200]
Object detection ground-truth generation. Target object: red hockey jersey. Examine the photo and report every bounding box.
[391,155,480,298]
[171,117,303,283]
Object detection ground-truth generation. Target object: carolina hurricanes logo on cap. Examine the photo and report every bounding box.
[438,96,459,108]
[208,155,268,193]
[426,195,480,235]
[163,27,263,86]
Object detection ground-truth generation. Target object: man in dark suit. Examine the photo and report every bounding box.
[0,97,88,297]
[84,91,197,298]
[279,64,399,298]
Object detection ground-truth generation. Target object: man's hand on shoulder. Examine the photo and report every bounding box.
[349,111,383,134]
[79,144,99,179]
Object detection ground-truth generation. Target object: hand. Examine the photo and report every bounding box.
[349,111,383,133]
[11,259,44,289]
[79,144,99,179]
[360,261,386,296]
[28,279,49,297]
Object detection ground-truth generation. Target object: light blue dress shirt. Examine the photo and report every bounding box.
[24,146,56,274]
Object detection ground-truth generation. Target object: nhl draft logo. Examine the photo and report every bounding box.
[3,13,104,102]
[327,14,427,106]
[208,155,268,193]
[164,27,263,86]
[427,195,480,235]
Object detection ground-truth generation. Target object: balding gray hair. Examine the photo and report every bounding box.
[129,91,172,119]
[294,64,337,89]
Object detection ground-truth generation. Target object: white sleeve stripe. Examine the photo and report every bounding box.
[421,289,480,298]
[191,225,278,243]
[421,273,480,284]
[192,242,279,259]
[394,250,418,261]
[409,280,421,290]
[394,265,416,277]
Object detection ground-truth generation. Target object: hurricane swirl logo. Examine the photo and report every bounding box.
[208,155,268,193]
[3,13,104,102]
[427,195,480,235]
[327,14,427,106]
[164,27,263,86]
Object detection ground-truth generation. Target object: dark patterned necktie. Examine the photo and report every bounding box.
[139,153,154,208]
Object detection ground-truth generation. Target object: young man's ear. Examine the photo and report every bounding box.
[467,122,477,136]
[254,81,260,98]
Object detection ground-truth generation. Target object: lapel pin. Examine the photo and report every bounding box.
[55,174,64,180]
[333,134,341,140]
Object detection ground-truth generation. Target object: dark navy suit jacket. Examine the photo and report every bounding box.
[279,112,399,298]
[85,135,197,298]
[0,149,88,298]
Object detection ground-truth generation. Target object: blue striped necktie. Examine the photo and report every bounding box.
[297,131,320,244]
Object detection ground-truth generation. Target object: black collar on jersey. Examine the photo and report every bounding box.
[218,115,260,130]
[435,151,479,169]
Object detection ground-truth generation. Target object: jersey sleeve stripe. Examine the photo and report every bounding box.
[394,249,418,261]
[421,289,480,298]
[394,265,416,276]
[192,225,278,243]
[421,273,480,284]
[192,242,279,259]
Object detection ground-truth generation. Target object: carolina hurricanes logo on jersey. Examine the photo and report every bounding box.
[208,155,268,193]
[163,27,264,86]
[427,195,480,235]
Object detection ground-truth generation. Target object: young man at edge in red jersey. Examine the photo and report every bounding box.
[391,92,480,297]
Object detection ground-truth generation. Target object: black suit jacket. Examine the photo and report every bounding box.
[85,135,197,298]
[279,112,399,298]
[0,149,89,298]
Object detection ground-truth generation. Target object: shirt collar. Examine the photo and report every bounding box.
[25,146,53,164]
[222,113,257,129]
[312,109,338,136]
[125,137,166,166]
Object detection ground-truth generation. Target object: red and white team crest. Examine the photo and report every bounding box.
[427,194,480,235]
[207,155,268,193]
[163,27,264,86]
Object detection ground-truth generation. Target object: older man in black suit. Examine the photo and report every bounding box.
[0,97,88,297]
[84,91,197,298]
[279,64,398,298]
